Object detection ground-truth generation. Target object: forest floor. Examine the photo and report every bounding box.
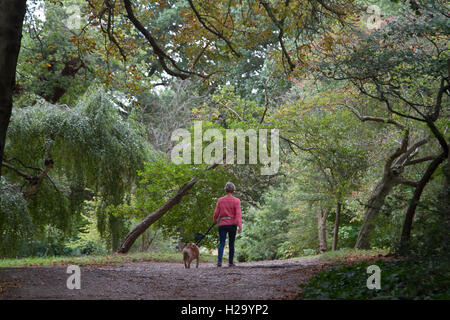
[0,256,333,300]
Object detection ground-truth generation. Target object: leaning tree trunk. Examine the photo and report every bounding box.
[117,178,197,253]
[399,152,447,253]
[117,163,219,254]
[354,131,428,249]
[355,175,399,249]
[332,201,342,251]
[399,121,449,253]
[0,0,27,175]
[317,204,329,253]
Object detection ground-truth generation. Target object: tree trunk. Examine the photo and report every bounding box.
[399,122,449,253]
[141,230,146,252]
[332,201,342,251]
[399,152,447,253]
[0,0,27,175]
[317,205,329,253]
[354,132,422,249]
[355,175,398,249]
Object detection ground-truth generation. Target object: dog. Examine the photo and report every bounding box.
[182,243,200,269]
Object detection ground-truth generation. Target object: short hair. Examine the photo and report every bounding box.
[225,181,236,193]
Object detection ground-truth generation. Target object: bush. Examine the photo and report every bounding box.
[236,187,291,262]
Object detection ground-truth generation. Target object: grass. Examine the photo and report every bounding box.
[0,251,218,268]
[318,248,389,262]
[0,248,387,268]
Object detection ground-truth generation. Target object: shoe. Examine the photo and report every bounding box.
[217,263,222,267]
[228,263,236,267]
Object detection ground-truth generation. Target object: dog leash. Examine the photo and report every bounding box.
[194,222,216,246]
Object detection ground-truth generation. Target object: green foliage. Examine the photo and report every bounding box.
[16,0,92,106]
[299,256,450,299]
[2,86,152,256]
[115,153,235,248]
[0,178,32,257]
[65,200,108,255]
[236,187,291,262]
[277,190,321,257]
[276,98,374,202]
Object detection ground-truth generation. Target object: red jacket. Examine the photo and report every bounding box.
[213,195,242,229]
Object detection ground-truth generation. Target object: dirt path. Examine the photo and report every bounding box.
[0,256,328,300]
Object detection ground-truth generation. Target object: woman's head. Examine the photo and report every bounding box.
[225,181,236,193]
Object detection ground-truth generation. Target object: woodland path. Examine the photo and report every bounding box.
[0,256,328,300]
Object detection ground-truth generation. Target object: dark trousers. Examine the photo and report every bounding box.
[218,225,237,265]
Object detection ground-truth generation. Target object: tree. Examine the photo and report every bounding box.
[274,91,375,251]
[2,87,151,254]
[0,0,27,175]
[344,104,431,249]
[305,2,449,250]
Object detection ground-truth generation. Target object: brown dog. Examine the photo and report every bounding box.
[182,243,200,269]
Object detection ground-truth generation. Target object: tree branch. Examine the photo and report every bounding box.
[187,0,241,58]
[259,0,295,72]
[2,158,54,198]
[122,0,208,79]
[405,155,436,166]
[395,177,418,188]
[344,103,406,130]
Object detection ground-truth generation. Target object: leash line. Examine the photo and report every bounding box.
[194,222,216,245]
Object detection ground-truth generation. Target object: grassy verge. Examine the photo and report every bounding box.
[318,248,389,262]
[0,251,218,268]
[299,251,450,300]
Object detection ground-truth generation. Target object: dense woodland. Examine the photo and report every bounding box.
[0,0,448,299]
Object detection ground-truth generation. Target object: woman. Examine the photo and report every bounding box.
[213,181,242,267]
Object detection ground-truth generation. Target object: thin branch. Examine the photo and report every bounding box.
[405,155,437,166]
[104,0,127,62]
[429,79,449,122]
[394,138,429,167]
[315,0,346,17]
[187,0,241,58]
[396,177,418,188]
[2,159,54,198]
[2,162,34,180]
[385,128,409,172]
[259,0,295,71]
[122,0,208,79]
[344,103,406,130]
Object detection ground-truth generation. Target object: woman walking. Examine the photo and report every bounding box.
[213,182,242,267]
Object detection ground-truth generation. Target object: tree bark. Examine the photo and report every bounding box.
[354,133,427,249]
[355,175,399,249]
[2,158,54,197]
[332,201,342,251]
[399,121,449,253]
[317,204,329,253]
[0,0,27,176]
